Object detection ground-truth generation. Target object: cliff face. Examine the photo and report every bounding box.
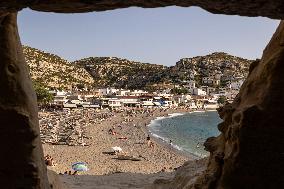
[23,46,94,89]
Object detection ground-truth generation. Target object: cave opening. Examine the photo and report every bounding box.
[0,1,283,189]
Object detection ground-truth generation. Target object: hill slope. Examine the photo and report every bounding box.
[74,53,253,90]
[23,46,94,89]
[23,46,253,90]
[73,57,169,89]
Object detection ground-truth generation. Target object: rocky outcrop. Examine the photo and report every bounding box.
[0,13,50,189]
[47,169,69,189]
[151,158,208,189]
[1,1,284,19]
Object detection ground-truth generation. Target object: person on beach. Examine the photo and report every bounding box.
[149,141,154,148]
[146,135,151,146]
[146,135,154,148]
[108,129,113,134]
[44,155,56,166]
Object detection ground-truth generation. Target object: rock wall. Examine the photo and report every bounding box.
[0,0,284,19]
[0,13,50,189]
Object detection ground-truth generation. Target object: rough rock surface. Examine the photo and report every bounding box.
[0,1,283,189]
[47,169,69,189]
[0,13,50,188]
[151,159,208,189]
[0,0,284,19]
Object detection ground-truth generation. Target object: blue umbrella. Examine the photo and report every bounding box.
[72,162,89,172]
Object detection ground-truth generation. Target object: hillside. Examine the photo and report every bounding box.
[172,52,253,86]
[73,57,169,90]
[23,46,94,89]
[74,53,253,90]
[23,46,253,91]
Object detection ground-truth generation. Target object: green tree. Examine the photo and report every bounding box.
[171,87,189,95]
[33,82,54,104]
[217,96,227,104]
[76,83,85,90]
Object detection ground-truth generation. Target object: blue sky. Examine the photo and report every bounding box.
[18,6,279,66]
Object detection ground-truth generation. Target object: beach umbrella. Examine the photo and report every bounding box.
[112,146,122,152]
[72,162,89,172]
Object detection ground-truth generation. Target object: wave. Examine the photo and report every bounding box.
[150,133,184,151]
[148,111,220,159]
[193,110,206,113]
[148,113,185,127]
[168,113,185,117]
[151,131,206,158]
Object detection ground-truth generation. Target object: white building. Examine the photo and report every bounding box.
[53,95,68,105]
[130,90,148,96]
[173,95,192,104]
[229,79,244,90]
[184,80,196,90]
[116,89,131,96]
[204,99,219,110]
[119,96,140,107]
[202,77,213,84]
[218,88,227,95]
[192,88,207,96]
[201,86,215,95]
[202,77,220,86]
[140,98,154,107]
[108,99,121,108]
[98,88,120,96]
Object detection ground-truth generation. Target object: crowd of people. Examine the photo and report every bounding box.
[40,106,190,175]
[39,108,115,146]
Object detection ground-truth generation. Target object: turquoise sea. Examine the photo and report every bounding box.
[148,111,222,158]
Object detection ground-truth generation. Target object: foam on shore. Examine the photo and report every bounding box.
[147,109,220,159]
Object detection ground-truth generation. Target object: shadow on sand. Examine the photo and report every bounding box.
[59,171,174,189]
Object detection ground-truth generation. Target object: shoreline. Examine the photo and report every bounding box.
[145,109,218,160]
[41,107,193,175]
[142,111,199,160]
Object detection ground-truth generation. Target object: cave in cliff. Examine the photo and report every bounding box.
[0,1,284,188]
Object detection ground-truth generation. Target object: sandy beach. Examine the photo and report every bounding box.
[41,107,193,178]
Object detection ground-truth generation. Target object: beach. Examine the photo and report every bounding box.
[41,107,193,176]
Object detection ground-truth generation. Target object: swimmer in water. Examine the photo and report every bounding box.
[196,142,200,148]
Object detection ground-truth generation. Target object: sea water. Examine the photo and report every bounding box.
[148,111,222,158]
